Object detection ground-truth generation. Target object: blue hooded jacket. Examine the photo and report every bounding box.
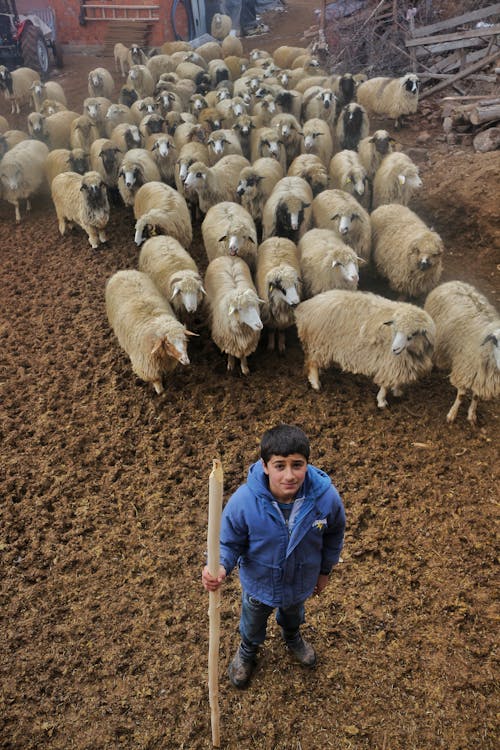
[220,461,345,608]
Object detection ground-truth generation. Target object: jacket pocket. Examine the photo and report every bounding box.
[240,556,281,600]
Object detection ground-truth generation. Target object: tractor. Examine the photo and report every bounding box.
[0,0,62,77]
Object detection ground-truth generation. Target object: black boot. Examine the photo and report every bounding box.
[284,633,317,667]
[228,645,257,689]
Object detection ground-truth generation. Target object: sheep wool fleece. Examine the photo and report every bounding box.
[220,461,345,609]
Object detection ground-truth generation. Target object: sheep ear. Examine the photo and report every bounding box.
[171,285,180,299]
[248,236,256,244]
[185,330,199,337]
[481,333,497,346]
[200,285,206,295]
[398,174,406,185]
[80,183,88,191]
[150,338,164,355]
[218,235,228,242]
[356,255,367,265]
[228,305,237,316]
[383,320,393,326]
[302,202,311,209]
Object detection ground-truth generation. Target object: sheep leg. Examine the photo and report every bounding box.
[240,356,250,376]
[85,226,100,249]
[227,354,235,371]
[307,361,321,391]
[278,331,286,354]
[152,379,164,395]
[447,388,465,423]
[392,386,403,398]
[57,212,67,236]
[13,200,21,223]
[467,394,479,426]
[376,386,389,409]
[98,230,107,243]
[26,198,31,213]
[267,329,275,351]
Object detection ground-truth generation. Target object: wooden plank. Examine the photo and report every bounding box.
[420,49,500,98]
[406,25,500,47]
[411,4,500,38]
[417,38,490,55]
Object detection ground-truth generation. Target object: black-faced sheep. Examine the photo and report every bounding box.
[287,153,328,197]
[298,228,361,297]
[331,73,356,110]
[424,281,500,424]
[105,269,194,394]
[45,148,89,186]
[372,152,422,209]
[262,176,313,243]
[0,139,48,222]
[204,255,263,375]
[256,237,302,352]
[183,154,249,214]
[90,138,123,189]
[295,289,435,407]
[51,170,110,248]
[356,73,420,129]
[110,122,143,152]
[0,65,38,114]
[311,188,371,263]
[130,97,158,125]
[138,235,204,318]
[117,148,161,207]
[328,149,369,211]
[371,204,443,299]
[236,157,284,239]
[133,180,192,247]
[201,201,257,269]
[335,103,370,151]
[300,117,333,166]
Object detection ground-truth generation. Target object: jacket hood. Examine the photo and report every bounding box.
[246,459,331,504]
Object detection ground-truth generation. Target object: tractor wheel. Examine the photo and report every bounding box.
[52,41,64,68]
[21,22,50,77]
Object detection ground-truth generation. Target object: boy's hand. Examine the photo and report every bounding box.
[202,564,227,592]
[313,573,330,596]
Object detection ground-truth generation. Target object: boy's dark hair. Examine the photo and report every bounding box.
[260,424,310,463]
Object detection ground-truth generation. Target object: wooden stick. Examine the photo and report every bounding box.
[207,459,223,749]
[420,49,500,98]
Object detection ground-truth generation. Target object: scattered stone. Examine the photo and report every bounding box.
[407,147,429,162]
[416,130,431,144]
[473,126,500,152]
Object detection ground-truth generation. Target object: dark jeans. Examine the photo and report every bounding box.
[239,590,305,660]
[224,0,257,31]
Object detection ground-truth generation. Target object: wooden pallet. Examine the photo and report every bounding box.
[101,21,156,57]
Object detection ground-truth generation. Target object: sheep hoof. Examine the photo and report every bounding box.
[99,231,107,243]
[153,380,164,395]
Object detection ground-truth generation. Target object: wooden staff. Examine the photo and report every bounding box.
[207,458,223,748]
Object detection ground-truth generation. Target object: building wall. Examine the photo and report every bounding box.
[16,0,190,48]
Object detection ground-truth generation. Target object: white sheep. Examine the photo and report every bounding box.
[328,149,369,210]
[372,151,422,209]
[0,114,9,133]
[424,281,500,424]
[357,130,395,180]
[117,148,161,206]
[236,157,284,237]
[206,127,243,164]
[335,103,370,151]
[174,141,210,209]
[311,188,371,264]
[114,43,130,78]
[195,42,223,63]
[250,125,287,172]
[138,235,204,318]
[302,87,337,129]
[356,73,420,129]
[273,45,309,70]
[262,176,313,243]
[270,112,303,170]
[88,67,115,99]
[221,35,243,58]
[133,180,192,247]
[300,117,333,166]
[30,79,67,112]
[45,148,90,186]
[51,170,110,249]
[0,139,48,222]
[0,65,39,114]
[105,269,194,394]
[0,129,29,158]
[127,64,155,98]
[287,153,328,197]
[146,54,177,84]
[28,110,80,150]
[371,204,444,299]
[130,96,158,125]
[109,122,143,152]
[83,96,112,133]
[256,236,302,352]
[183,154,249,214]
[104,103,135,137]
[211,13,232,40]
[90,138,123,189]
[204,255,263,375]
[147,133,177,185]
[295,289,435,407]
[70,114,101,151]
[201,201,257,269]
[298,228,361,297]
[38,98,67,116]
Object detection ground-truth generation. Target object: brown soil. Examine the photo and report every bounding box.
[1,2,499,749]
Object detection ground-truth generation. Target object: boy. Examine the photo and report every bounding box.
[202,424,345,689]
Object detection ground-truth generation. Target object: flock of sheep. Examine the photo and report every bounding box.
[0,16,498,424]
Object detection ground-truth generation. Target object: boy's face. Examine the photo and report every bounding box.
[262,453,308,503]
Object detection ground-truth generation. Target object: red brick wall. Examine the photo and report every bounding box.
[16,1,189,48]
